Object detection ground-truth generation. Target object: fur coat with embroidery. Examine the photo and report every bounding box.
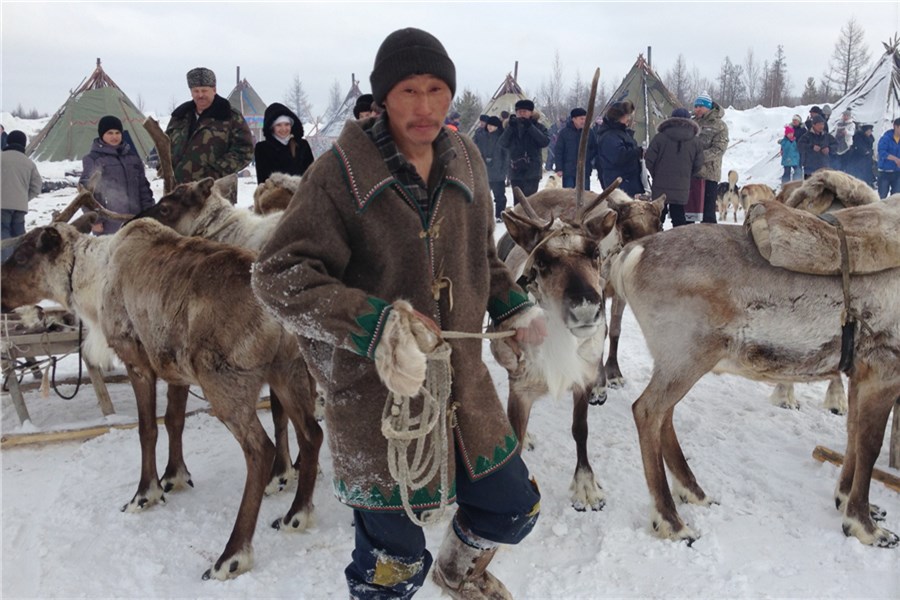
[252,118,532,512]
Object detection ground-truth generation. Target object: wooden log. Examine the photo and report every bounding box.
[3,363,31,424]
[812,445,900,493]
[0,398,272,448]
[890,399,899,470]
[85,361,115,417]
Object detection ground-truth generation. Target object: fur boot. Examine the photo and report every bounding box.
[431,521,512,600]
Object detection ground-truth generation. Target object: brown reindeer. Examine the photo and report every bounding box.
[605,217,900,548]
[492,183,664,510]
[1,220,323,579]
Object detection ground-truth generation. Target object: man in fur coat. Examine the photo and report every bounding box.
[252,27,545,600]
[165,67,253,193]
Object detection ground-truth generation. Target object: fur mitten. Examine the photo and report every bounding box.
[490,305,546,372]
[374,300,442,397]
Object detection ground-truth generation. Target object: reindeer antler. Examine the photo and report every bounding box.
[575,68,602,217]
[512,187,549,228]
[581,177,623,223]
[143,116,175,194]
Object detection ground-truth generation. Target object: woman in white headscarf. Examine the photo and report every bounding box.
[254,102,314,184]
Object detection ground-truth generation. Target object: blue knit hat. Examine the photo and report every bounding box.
[694,92,713,109]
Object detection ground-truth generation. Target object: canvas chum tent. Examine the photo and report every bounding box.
[603,53,680,147]
[227,68,267,144]
[26,59,155,163]
[827,35,900,141]
[469,73,528,134]
[309,75,364,157]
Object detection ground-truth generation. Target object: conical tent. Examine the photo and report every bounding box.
[468,73,527,134]
[603,54,680,147]
[827,36,900,141]
[227,75,267,144]
[309,75,363,157]
[26,59,155,163]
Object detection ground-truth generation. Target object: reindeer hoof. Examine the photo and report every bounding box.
[870,504,887,522]
[273,510,314,532]
[202,548,253,580]
[161,471,194,493]
[588,387,607,405]
[606,377,625,390]
[121,490,166,512]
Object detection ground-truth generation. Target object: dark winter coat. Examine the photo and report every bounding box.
[166,94,254,184]
[252,118,531,512]
[477,128,509,183]
[799,129,838,173]
[644,116,704,205]
[553,119,597,179]
[79,138,154,234]
[845,130,875,184]
[779,136,800,167]
[499,115,550,181]
[595,118,644,196]
[695,103,729,181]
[877,129,900,172]
[254,102,314,184]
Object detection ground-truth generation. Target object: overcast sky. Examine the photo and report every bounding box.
[2,1,898,120]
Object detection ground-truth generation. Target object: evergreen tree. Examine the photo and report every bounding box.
[826,17,871,96]
[326,79,343,119]
[451,88,482,133]
[800,77,819,104]
[716,56,746,108]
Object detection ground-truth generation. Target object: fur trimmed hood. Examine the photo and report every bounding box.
[656,116,700,140]
[262,102,305,141]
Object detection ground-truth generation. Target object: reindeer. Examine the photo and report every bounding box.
[1,219,323,579]
[492,181,664,510]
[605,215,900,548]
[739,183,776,215]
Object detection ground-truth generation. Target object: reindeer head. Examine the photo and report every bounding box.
[605,194,666,247]
[502,187,619,338]
[139,178,218,235]
[1,223,85,313]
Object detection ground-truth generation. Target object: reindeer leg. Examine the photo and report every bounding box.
[632,368,706,545]
[122,365,166,512]
[603,294,626,390]
[661,406,714,507]
[769,383,799,410]
[507,378,536,452]
[840,376,898,548]
[570,386,605,511]
[161,384,193,492]
[270,365,323,532]
[823,375,847,416]
[266,389,295,495]
[201,380,275,581]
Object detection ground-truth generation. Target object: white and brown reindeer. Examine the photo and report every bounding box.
[604,197,900,548]
[1,216,324,579]
[492,182,664,511]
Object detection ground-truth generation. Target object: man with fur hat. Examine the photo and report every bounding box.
[252,27,545,600]
[499,98,550,197]
[165,67,253,196]
[553,107,597,190]
[692,91,729,223]
[1,130,42,260]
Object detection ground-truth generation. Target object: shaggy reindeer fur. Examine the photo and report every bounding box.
[786,169,880,214]
[607,223,900,548]
[1,221,323,580]
[253,172,302,214]
[739,183,775,216]
[493,186,664,511]
[543,173,562,190]
[774,180,803,203]
[716,170,741,222]
[142,178,283,250]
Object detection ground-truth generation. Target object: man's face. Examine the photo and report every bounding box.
[191,86,216,112]
[383,74,452,150]
[572,115,586,130]
[792,118,802,127]
[894,123,900,136]
[813,121,825,133]
[693,105,708,118]
[358,110,376,119]
[516,109,533,119]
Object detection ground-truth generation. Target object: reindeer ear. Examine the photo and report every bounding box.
[70,212,99,233]
[583,207,618,241]
[502,211,545,253]
[198,177,216,198]
[651,194,667,215]
[36,227,64,254]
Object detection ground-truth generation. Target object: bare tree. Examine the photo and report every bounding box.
[136,94,145,113]
[565,71,589,111]
[686,66,713,108]
[539,50,566,123]
[716,56,746,108]
[743,48,761,105]
[285,74,314,122]
[326,79,343,118]
[663,53,690,106]
[826,17,871,96]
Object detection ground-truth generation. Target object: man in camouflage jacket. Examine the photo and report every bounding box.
[252,28,545,600]
[165,67,253,188]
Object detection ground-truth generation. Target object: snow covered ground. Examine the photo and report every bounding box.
[2,106,898,599]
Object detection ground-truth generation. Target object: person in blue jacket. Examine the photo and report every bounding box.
[876,117,900,198]
[778,125,801,183]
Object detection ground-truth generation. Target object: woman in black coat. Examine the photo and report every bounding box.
[477,116,509,221]
[644,108,705,227]
[254,102,314,184]
[595,101,644,197]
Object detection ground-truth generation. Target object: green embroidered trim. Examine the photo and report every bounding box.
[487,289,532,324]
[333,478,458,511]
[350,297,391,358]
[473,433,519,476]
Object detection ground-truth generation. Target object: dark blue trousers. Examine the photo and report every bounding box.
[345,450,540,599]
[1,209,26,262]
